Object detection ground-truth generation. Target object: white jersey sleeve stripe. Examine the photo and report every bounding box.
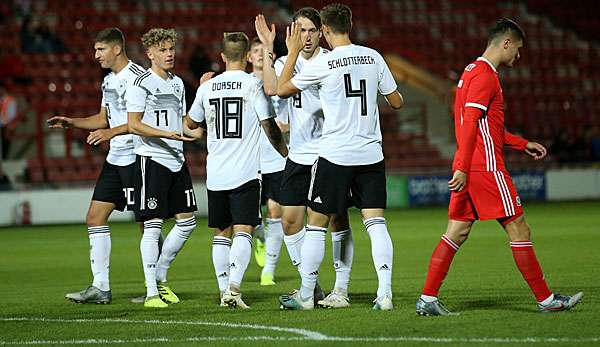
[465,102,487,111]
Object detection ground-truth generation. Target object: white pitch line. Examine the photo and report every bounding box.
[1,317,599,345]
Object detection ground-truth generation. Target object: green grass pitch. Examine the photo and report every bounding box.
[1,201,598,346]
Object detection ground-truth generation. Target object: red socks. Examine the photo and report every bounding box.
[510,241,552,302]
[422,235,459,297]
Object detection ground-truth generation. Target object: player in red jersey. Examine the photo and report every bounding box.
[416,18,583,315]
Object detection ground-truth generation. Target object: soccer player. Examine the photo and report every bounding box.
[415,19,583,316]
[48,28,145,304]
[275,4,403,310]
[247,37,287,286]
[187,32,288,309]
[126,28,199,308]
[255,8,355,308]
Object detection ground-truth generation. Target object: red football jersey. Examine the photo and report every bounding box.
[453,57,509,172]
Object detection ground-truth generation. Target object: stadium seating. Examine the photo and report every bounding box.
[7,0,598,182]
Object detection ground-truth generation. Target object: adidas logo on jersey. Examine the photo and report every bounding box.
[155,88,161,93]
[313,196,322,203]
[379,264,390,271]
[147,198,158,210]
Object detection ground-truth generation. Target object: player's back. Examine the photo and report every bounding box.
[190,71,272,190]
[453,57,506,172]
[101,61,145,165]
[297,44,396,166]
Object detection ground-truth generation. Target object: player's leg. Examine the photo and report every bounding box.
[66,161,126,304]
[498,172,583,312]
[213,227,233,306]
[223,179,261,309]
[134,156,171,308]
[154,164,198,303]
[416,182,477,316]
[317,212,353,308]
[281,205,306,266]
[351,160,394,310]
[253,185,266,268]
[261,197,284,285]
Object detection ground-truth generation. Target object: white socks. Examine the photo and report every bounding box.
[262,218,284,276]
[212,236,231,293]
[88,226,111,291]
[331,228,353,294]
[299,226,327,300]
[229,232,253,289]
[141,219,163,297]
[156,217,196,282]
[283,227,306,267]
[364,217,393,298]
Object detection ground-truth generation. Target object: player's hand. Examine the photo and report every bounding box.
[200,71,215,85]
[448,170,467,192]
[87,129,113,145]
[285,21,306,55]
[525,142,547,160]
[47,116,73,129]
[166,132,195,142]
[255,14,276,46]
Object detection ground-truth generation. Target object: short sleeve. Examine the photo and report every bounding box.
[125,85,148,112]
[464,72,496,112]
[187,85,205,123]
[290,58,328,91]
[100,79,108,107]
[254,82,274,121]
[274,57,285,77]
[271,95,289,123]
[377,54,397,95]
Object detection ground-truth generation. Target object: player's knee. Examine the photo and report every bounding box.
[282,218,302,235]
[330,214,350,231]
[506,218,531,241]
[86,209,106,227]
[176,216,196,233]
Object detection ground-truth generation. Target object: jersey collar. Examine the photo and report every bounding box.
[477,57,497,73]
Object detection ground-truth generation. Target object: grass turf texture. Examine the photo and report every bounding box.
[0,201,598,346]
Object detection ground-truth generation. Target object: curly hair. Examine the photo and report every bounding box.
[141,28,178,49]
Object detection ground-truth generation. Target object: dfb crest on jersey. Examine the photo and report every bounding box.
[515,196,522,206]
[173,84,182,98]
[147,197,158,210]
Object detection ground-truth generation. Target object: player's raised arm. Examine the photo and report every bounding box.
[255,14,278,96]
[47,107,109,130]
[276,22,306,98]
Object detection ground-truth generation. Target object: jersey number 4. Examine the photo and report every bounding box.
[209,97,243,139]
[344,73,367,116]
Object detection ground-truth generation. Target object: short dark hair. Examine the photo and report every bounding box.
[487,18,525,44]
[320,3,352,34]
[95,28,126,51]
[222,32,249,62]
[293,7,322,30]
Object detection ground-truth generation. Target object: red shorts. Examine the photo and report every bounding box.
[448,170,523,226]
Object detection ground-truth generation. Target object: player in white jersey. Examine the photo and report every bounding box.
[48,28,144,304]
[247,37,287,286]
[276,4,404,310]
[256,8,355,308]
[126,28,200,308]
[187,32,288,309]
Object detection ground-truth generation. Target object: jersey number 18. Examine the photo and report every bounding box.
[209,97,243,139]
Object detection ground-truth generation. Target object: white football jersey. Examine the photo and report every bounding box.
[250,73,286,174]
[125,69,187,172]
[291,44,397,166]
[188,70,273,190]
[275,48,328,166]
[100,61,145,166]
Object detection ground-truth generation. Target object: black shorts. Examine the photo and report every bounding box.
[207,179,261,230]
[260,170,283,205]
[308,157,386,215]
[92,161,135,211]
[132,156,197,221]
[279,159,312,206]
